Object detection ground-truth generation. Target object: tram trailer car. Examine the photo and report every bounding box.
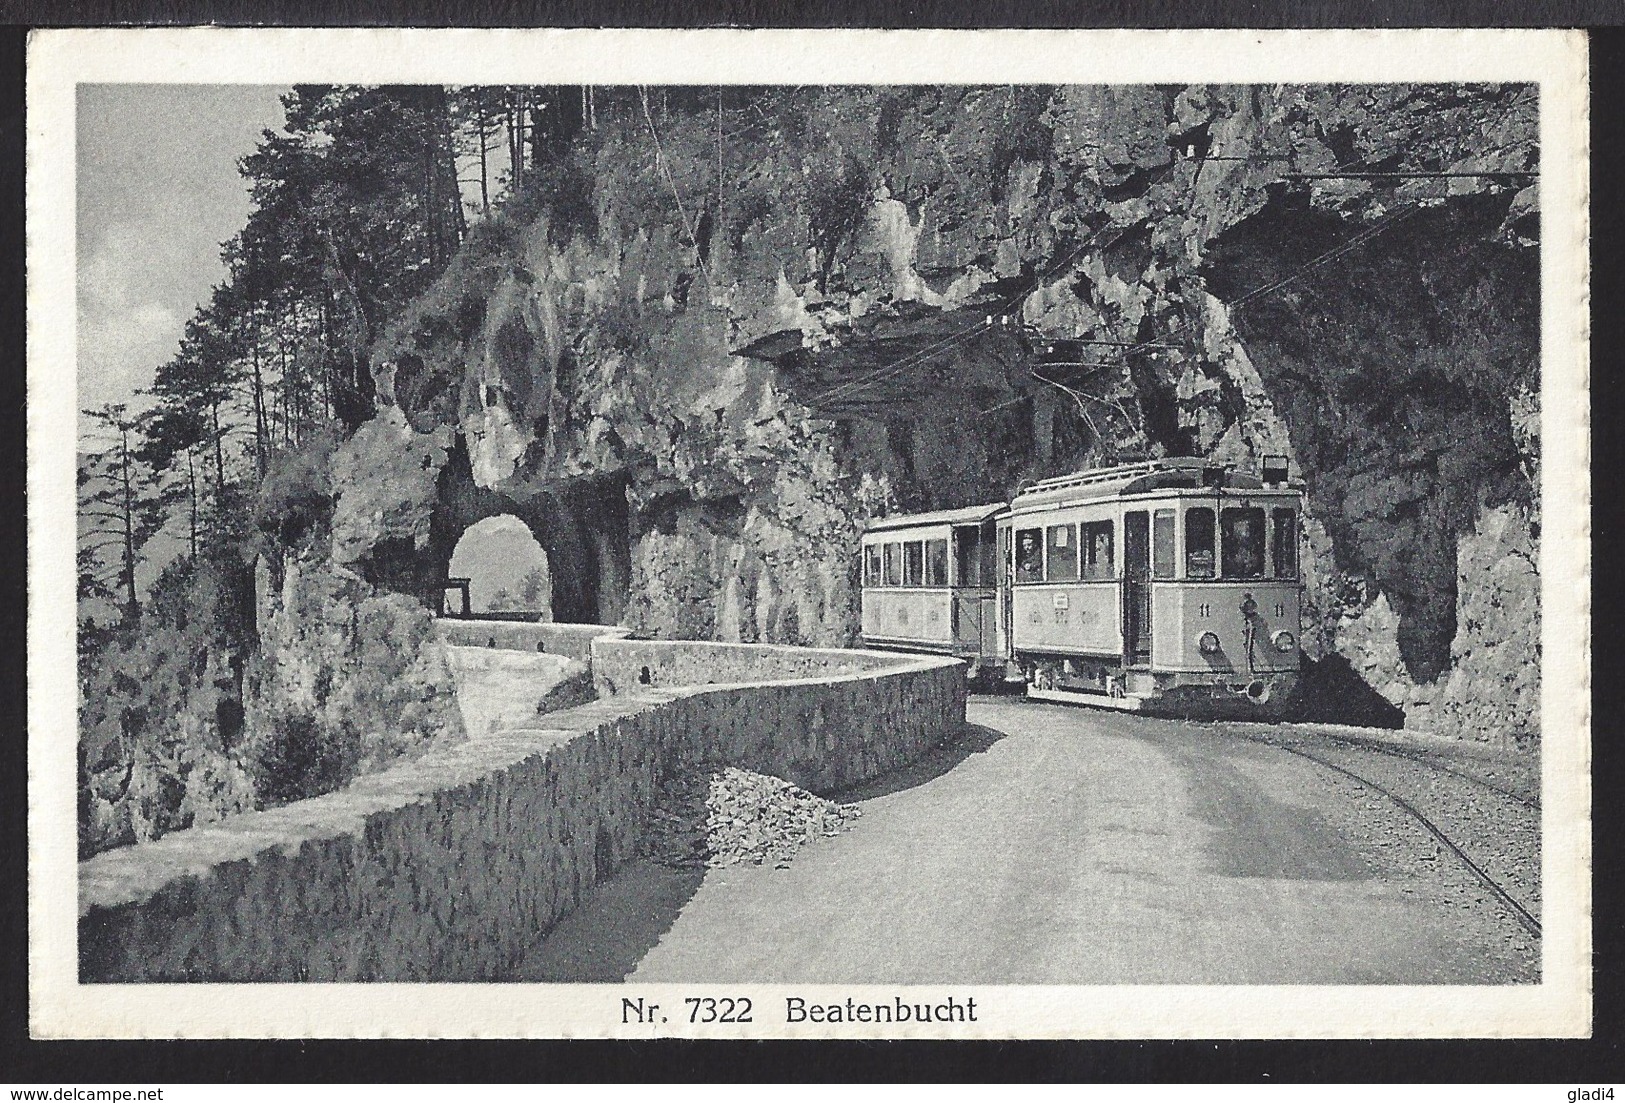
[860,458,1305,718]
[859,504,1006,678]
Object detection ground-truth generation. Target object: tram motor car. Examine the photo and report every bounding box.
[859,457,1304,718]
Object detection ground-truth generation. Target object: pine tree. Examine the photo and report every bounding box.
[78,404,168,625]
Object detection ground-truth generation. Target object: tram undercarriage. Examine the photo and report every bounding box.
[1014,653,1300,719]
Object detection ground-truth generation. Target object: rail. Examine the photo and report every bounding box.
[1307,728,1540,811]
[1254,735,1541,940]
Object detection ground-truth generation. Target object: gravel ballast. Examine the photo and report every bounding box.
[644,766,862,870]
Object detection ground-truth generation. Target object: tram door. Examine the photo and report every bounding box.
[1123,511,1152,666]
[996,523,1014,658]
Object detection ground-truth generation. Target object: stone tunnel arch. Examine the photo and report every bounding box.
[427,436,632,625]
[448,515,553,616]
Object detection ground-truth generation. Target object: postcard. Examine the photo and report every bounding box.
[28,26,1590,1039]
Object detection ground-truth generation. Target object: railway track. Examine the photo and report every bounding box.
[983,696,1541,957]
[1302,728,1539,811]
[1245,729,1542,940]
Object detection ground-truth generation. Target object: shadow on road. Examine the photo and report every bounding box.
[1181,742,1374,881]
[508,860,704,982]
[829,723,1006,802]
[508,722,1003,981]
[1295,654,1406,729]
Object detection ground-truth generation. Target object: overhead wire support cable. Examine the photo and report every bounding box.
[1018,200,1422,400]
[1225,203,1420,311]
[804,153,1438,415]
[1030,368,1102,439]
[807,220,1119,407]
[805,315,995,408]
[1028,366,1139,441]
[978,395,1028,415]
[1284,170,1536,180]
[805,221,1115,409]
[1049,339,1183,348]
[639,86,712,292]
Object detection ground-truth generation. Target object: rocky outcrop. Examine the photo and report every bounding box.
[328,83,1538,744]
[79,637,964,981]
[247,545,466,806]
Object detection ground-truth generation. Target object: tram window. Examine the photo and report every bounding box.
[863,544,881,587]
[904,541,925,586]
[1015,528,1044,583]
[884,542,901,586]
[1186,508,1216,578]
[1081,521,1115,579]
[1272,509,1298,579]
[1045,524,1079,582]
[1152,509,1176,579]
[1221,507,1266,579]
[954,527,982,586]
[925,538,949,586]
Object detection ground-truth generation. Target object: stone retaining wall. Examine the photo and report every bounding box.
[431,619,631,662]
[79,633,963,981]
[591,637,901,697]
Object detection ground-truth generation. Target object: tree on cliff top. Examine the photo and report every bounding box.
[80,84,487,856]
[232,84,467,430]
[78,404,171,627]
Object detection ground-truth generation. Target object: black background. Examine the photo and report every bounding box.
[0,1,1617,1083]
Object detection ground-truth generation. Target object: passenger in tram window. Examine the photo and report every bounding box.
[1221,507,1266,579]
[1015,528,1043,583]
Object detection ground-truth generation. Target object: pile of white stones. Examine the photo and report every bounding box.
[644,765,862,870]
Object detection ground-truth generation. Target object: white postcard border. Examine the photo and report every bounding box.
[27,26,1592,1040]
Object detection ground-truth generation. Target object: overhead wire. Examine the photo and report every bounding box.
[789,110,1455,417]
[806,314,996,409]
[807,131,1249,410]
[1045,199,1425,385]
[1226,202,1421,310]
[992,197,1424,427]
[1030,367,1102,440]
[806,218,1117,408]
[640,86,712,292]
[750,110,1206,410]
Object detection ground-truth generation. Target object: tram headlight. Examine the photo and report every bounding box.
[1272,630,1297,653]
[1197,631,1222,655]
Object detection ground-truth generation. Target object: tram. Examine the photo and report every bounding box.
[859,457,1305,718]
[858,503,1005,670]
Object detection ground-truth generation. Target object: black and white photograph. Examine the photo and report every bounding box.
[27,27,1590,1039]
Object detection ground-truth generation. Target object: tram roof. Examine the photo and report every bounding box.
[1009,459,1282,510]
[863,502,1008,534]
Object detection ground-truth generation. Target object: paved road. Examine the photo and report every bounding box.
[518,699,1537,984]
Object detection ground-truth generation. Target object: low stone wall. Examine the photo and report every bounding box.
[79,634,963,981]
[591,637,901,696]
[662,661,964,794]
[431,619,631,662]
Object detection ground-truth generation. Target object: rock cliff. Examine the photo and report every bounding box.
[308,83,1539,746]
